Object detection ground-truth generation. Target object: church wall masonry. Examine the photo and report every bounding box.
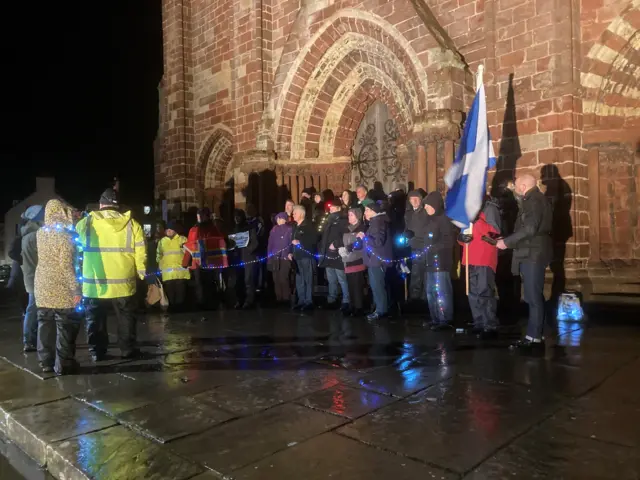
[157,0,640,274]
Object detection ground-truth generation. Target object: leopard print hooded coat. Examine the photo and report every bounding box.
[34,200,81,309]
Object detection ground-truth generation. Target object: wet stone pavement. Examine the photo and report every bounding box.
[0,298,639,479]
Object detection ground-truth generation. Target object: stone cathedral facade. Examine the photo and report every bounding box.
[157,0,640,291]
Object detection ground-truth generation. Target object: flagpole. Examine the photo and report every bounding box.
[466,65,484,297]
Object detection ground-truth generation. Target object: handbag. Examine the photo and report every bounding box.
[146,279,169,308]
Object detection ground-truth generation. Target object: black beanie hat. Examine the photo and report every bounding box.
[99,188,118,206]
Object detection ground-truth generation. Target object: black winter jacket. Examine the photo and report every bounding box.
[404,207,428,250]
[318,212,347,269]
[292,220,317,262]
[423,192,454,273]
[362,213,393,268]
[503,186,553,269]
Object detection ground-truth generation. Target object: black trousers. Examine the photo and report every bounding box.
[272,261,292,301]
[37,308,80,371]
[346,271,365,310]
[164,279,187,310]
[520,262,547,340]
[409,254,426,301]
[226,265,257,306]
[193,268,219,309]
[468,265,498,330]
[84,296,137,356]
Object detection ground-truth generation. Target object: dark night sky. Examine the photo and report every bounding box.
[0,1,163,213]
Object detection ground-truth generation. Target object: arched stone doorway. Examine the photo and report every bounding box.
[581,4,640,263]
[197,127,235,225]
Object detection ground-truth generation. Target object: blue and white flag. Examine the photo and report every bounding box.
[444,82,496,229]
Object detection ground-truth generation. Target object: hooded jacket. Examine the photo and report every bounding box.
[267,222,293,270]
[362,212,393,268]
[20,221,42,294]
[318,211,347,269]
[76,208,147,299]
[183,220,228,270]
[34,200,81,309]
[423,192,454,273]
[459,200,501,272]
[157,234,191,281]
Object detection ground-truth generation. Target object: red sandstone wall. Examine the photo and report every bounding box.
[159,0,640,262]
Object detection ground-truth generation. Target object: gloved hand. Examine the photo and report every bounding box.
[404,230,415,239]
[458,233,473,244]
[338,247,348,258]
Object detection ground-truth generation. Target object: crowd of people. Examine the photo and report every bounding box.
[6,172,554,376]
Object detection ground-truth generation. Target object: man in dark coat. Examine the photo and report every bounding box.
[404,190,428,304]
[359,199,393,321]
[290,205,317,311]
[228,209,259,309]
[497,174,553,353]
[422,192,455,331]
[318,203,349,311]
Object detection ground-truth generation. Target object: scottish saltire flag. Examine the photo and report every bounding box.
[445,82,496,229]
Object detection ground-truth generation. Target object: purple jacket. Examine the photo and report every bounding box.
[267,224,293,259]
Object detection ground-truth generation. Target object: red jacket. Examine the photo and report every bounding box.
[182,222,229,270]
[459,213,499,272]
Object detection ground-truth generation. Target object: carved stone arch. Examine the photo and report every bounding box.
[195,126,234,192]
[581,2,640,129]
[259,7,466,153]
[195,126,234,216]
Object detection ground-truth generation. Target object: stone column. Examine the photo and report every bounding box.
[587,148,600,264]
[412,110,462,194]
[416,145,427,191]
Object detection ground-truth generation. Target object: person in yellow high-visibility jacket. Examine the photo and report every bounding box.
[75,188,147,361]
[157,221,190,311]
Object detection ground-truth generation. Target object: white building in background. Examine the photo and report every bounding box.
[3,177,63,263]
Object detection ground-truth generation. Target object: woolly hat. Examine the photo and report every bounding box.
[274,212,289,222]
[166,220,179,232]
[99,188,118,206]
[407,190,423,199]
[363,199,383,214]
[197,207,211,219]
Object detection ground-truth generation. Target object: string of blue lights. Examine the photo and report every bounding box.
[46,221,444,314]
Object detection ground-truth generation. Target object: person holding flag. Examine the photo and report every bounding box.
[444,65,498,332]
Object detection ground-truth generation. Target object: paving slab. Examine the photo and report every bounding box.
[345,363,454,398]
[48,372,137,396]
[542,390,640,448]
[5,398,116,466]
[170,403,347,476]
[47,425,204,480]
[295,384,397,419]
[233,432,457,479]
[339,376,563,474]
[0,370,68,414]
[191,368,342,415]
[465,424,640,479]
[118,395,235,443]
[74,368,222,417]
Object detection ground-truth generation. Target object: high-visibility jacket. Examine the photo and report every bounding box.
[76,209,147,299]
[182,221,228,270]
[157,234,190,281]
